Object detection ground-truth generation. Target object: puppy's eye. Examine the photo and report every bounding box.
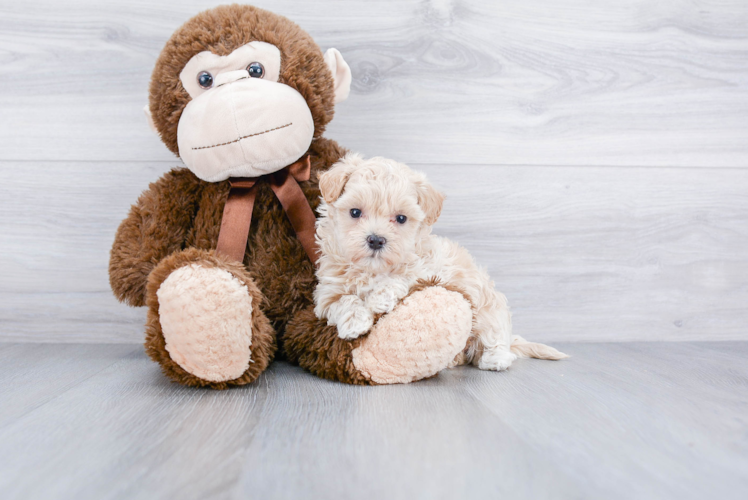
[197,71,213,89]
[395,215,407,224]
[350,208,362,218]
[247,62,264,78]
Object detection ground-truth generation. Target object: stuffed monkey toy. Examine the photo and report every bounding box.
[109,4,472,388]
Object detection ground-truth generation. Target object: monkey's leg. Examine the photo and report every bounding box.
[144,248,276,389]
[284,279,472,385]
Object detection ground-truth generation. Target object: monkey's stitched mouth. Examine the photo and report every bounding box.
[191,122,292,151]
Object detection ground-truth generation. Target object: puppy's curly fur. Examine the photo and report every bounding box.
[314,154,568,370]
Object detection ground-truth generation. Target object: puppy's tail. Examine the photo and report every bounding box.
[510,335,569,360]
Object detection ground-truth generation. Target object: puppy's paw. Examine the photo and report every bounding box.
[365,287,399,314]
[337,305,374,340]
[478,348,518,372]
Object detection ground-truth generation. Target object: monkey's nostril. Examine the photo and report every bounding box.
[366,234,386,250]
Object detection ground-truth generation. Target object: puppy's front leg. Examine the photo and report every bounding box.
[328,295,374,340]
[365,277,411,314]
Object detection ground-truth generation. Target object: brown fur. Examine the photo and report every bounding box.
[110,5,471,388]
[110,136,352,386]
[283,309,372,385]
[111,3,349,387]
[148,5,336,156]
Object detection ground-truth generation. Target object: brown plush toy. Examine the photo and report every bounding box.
[109,4,472,389]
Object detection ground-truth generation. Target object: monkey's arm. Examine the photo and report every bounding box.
[109,168,203,307]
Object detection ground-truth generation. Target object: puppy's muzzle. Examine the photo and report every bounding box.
[366,234,387,251]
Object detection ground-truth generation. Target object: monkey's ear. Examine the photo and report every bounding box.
[319,153,363,203]
[411,171,446,226]
[324,48,352,104]
[143,104,158,134]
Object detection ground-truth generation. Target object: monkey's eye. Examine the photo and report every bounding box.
[350,208,362,218]
[197,71,213,89]
[247,62,265,78]
[395,215,407,224]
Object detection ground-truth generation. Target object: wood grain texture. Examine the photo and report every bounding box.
[0,342,746,500]
[0,343,270,500]
[430,164,748,342]
[0,343,139,427]
[0,0,746,165]
[1,0,747,341]
[2,161,746,342]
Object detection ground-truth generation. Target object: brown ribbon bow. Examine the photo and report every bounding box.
[215,155,319,265]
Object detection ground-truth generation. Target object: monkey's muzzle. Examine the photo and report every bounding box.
[177,78,315,183]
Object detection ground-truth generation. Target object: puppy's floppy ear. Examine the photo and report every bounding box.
[411,170,446,225]
[319,153,364,203]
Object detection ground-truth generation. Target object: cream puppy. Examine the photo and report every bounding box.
[314,154,567,371]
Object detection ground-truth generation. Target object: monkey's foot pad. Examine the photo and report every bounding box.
[157,264,254,382]
[352,286,472,384]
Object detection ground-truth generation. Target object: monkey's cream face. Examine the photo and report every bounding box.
[329,166,427,271]
[176,42,315,182]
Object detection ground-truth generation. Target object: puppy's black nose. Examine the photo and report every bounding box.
[367,234,386,250]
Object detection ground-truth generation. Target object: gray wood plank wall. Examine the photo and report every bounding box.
[1,0,747,343]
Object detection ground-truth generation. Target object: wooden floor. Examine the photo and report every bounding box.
[1,2,747,498]
[0,341,746,500]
